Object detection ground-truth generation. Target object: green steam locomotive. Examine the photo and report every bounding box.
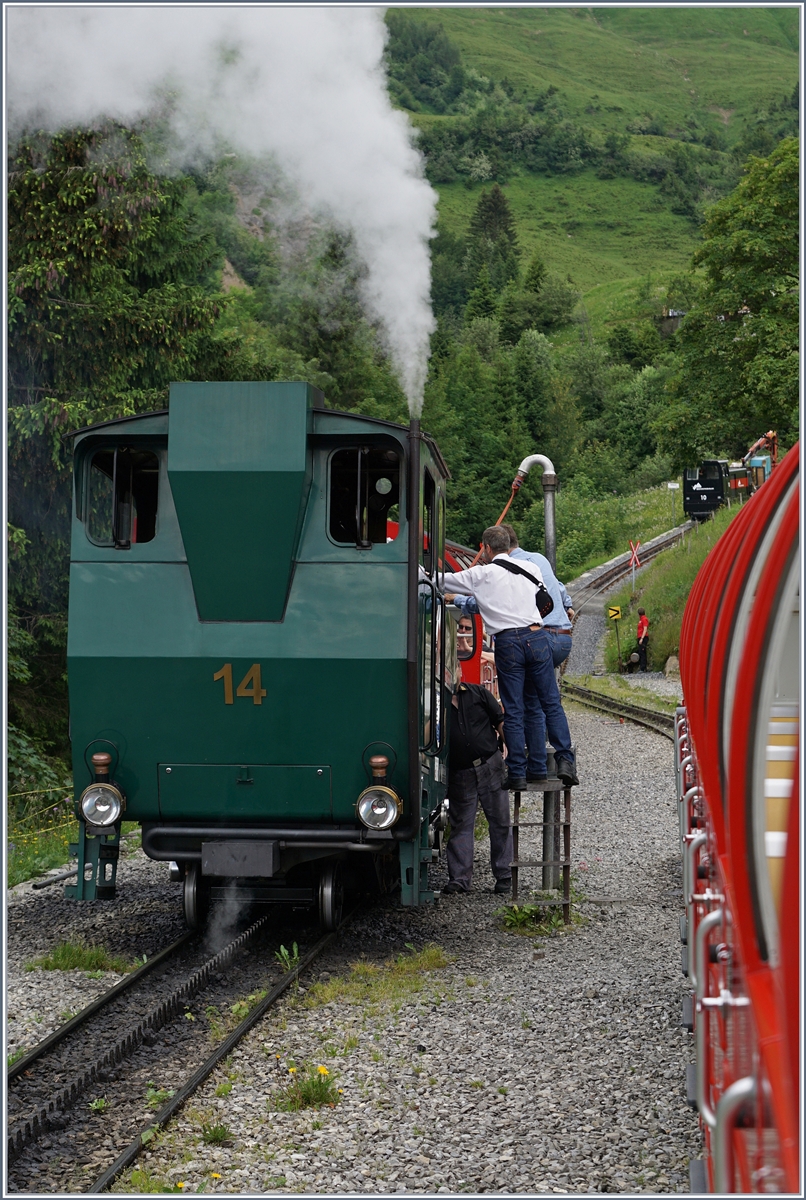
[65,382,455,928]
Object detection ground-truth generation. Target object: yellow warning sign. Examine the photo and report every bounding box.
[608,606,622,621]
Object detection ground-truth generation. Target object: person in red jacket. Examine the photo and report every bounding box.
[636,608,649,672]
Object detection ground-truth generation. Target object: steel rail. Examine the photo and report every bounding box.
[7,918,270,1161]
[568,523,692,614]
[562,682,675,741]
[90,916,352,1193]
[7,931,194,1082]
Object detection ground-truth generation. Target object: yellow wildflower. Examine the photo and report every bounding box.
[211,1174,222,1180]
[288,1067,297,1074]
[317,1065,329,1076]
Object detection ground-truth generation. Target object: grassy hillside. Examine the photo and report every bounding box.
[425,8,797,138]
[435,171,696,294]
[393,7,798,328]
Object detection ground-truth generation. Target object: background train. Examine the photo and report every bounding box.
[676,440,799,1192]
[65,382,459,929]
[683,431,778,521]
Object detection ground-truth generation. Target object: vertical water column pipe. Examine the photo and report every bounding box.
[515,453,560,889]
[515,453,557,571]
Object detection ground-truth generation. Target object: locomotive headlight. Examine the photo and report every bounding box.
[356,786,400,830]
[80,783,124,827]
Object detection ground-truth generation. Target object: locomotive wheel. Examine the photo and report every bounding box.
[183,863,210,931]
[318,861,344,932]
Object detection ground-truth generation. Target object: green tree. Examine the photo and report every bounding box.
[464,265,498,322]
[512,329,554,444]
[568,339,611,421]
[607,322,662,370]
[384,12,472,115]
[422,340,538,547]
[657,138,799,465]
[275,229,406,411]
[430,225,470,316]
[531,274,580,330]
[523,253,547,295]
[465,184,520,293]
[498,284,541,345]
[7,124,224,610]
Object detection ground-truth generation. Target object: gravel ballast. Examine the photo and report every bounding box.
[6,709,700,1195]
[6,844,187,1062]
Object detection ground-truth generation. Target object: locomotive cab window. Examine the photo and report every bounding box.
[85,446,159,547]
[329,447,401,546]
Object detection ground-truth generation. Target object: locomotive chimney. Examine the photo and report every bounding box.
[402,416,422,840]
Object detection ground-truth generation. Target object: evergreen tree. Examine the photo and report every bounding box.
[464,265,499,321]
[465,184,520,292]
[468,184,519,248]
[513,328,554,442]
[498,283,543,345]
[384,12,468,115]
[523,253,547,295]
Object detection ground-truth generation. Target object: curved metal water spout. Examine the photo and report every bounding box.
[517,453,556,478]
[516,454,557,571]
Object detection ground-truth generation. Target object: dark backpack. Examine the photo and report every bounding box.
[492,558,555,620]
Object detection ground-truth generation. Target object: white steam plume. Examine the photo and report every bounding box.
[6,6,437,412]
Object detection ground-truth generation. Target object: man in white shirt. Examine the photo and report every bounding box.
[449,524,575,780]
[440,525,578,791]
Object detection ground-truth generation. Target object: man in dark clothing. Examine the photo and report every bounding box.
[443,665,513,896]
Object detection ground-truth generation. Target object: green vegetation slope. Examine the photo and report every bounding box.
[390,7,798,305]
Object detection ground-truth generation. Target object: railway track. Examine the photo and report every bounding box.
[568,522,692,615]
[562,682,675,741]
[7,930,194,1083]
[91,923,343,1193]
[7,909,344,1194]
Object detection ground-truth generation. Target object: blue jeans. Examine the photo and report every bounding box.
[494,627,574,779]
[525,630,573,773]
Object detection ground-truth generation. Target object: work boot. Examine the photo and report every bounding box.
[555,759,579,787]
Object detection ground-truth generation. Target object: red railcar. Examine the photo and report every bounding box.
[676,443,800,1192]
